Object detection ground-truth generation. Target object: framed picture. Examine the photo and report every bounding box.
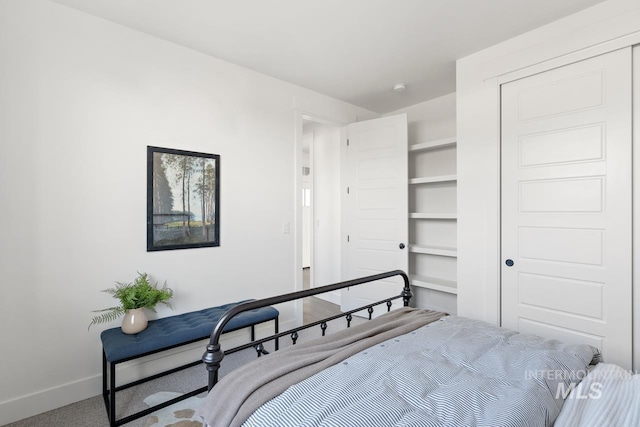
[147,146,220,251]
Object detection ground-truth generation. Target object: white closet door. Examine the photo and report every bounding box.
[341,114,408,314]
[501,48,632,369]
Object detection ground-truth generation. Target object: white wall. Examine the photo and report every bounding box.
[387,93,457,314]
[0,0,376,424]
[634,44,640,375]
[456,0,640,331]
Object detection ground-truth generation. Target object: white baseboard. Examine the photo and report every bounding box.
[0,319,296,426]
[0,373,102,426]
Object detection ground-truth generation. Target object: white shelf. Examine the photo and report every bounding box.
[409,174,457,184]
[409,212,457,219]
[410,275,458,295]
[409,136,457,152]
[408,244,457,258]
[407,133,458,301]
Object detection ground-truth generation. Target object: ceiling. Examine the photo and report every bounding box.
[50,0,605,113]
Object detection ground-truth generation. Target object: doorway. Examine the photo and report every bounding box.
[300,117,343,304]
[294,112,409,324]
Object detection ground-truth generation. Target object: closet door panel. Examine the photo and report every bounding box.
[501,48,632,369]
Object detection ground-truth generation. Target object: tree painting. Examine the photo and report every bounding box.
[147,146,220,251]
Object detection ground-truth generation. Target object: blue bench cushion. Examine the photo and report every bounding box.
[100,300,279,363]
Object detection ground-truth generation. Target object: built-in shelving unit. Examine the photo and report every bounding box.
[410,275,458,295]
[408,136,458,296]
[409,136,457,152]
[408,244,457,258]
[409,213,457,219]
[408,174,457,185]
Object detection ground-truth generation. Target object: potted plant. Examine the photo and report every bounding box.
[89,272,173,334]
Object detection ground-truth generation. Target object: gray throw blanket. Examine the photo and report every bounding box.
[198,307,446,427]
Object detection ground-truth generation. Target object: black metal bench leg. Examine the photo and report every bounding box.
[275,316,279,351]
[102,351,109,421]
[109,361,116,427]
[251,325,255,342]
[102,350,107,401]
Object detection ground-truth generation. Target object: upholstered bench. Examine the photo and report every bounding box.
[100,300,279,427]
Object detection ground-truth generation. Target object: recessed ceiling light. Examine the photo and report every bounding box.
[393,82,407,92]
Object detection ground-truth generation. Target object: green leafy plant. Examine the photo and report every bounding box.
[88,272,173,330]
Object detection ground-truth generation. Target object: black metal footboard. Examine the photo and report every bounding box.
[202,270,413,391]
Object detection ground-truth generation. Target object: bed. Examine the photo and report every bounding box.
[197,271,601,427]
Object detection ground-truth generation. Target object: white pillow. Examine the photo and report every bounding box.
[554,363,640,427]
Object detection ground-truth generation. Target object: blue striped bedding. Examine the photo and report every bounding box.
[242,316,596,427]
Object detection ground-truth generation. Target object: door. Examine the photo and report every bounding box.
[501,48,632,368]
[341,114,409,314]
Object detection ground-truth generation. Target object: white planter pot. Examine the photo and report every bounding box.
[121,308,148,334]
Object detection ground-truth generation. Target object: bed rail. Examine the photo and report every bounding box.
[202,270,412,391]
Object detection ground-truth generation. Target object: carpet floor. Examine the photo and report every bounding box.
[4,313,365,427]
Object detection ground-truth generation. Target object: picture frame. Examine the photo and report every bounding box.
[147,146,220,251]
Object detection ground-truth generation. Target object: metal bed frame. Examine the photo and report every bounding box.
[202,269,412,391]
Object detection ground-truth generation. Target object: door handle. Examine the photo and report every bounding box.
[399,243,405,249]
[505,259,514,267]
